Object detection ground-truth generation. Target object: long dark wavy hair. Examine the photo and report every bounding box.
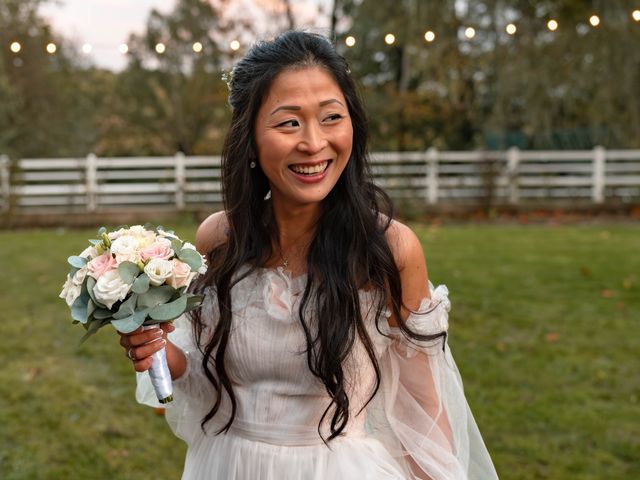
[188,31,445,442]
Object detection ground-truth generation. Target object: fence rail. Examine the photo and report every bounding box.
[1,147,639,214]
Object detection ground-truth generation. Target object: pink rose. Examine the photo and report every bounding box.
[167,259,194,289]
[87,252,118,280]
[140,242,174,262]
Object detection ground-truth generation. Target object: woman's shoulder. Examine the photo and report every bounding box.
[383,218,426,272]
[195,210,229,255]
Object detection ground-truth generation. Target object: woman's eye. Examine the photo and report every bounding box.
[324,113,343,122]
[277,119,300,128]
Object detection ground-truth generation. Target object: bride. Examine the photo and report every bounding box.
[118,31,499,479]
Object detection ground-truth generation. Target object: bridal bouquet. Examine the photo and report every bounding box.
[59,224,208,404]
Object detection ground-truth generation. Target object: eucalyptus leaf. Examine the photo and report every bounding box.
[171,238,183,255]
[177,248,202,270]
[70,285,91,324]
[137,285,176,309]
[98,226,107,235]
[85,277,107,309]
[111,308,149,334]
[69,266,79,278]
[118,261,140,284]
[68,255,87,268]
[132,273,150,294]
[112,294,137,320]
[79,319,106,343]
[92,308,113,320]
[88,239,101,245]
[149,295,188,321]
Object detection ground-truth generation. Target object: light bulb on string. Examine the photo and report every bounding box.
[384,33,395,45]
[119,43,129,54]
[230,40,240,51]
[547,19,559,31]
[192,42,203,53]
[345,36,356,47]
[10,41,21,53]
[589,15,600,27]
[155,42,166,54]
[424,31,435,42]
[633,10,640,22]
[506,24,517,35]
[464,27,476,39]
[82,43,92,54]
[46,43,57,54]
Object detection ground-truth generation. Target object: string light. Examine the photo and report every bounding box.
[46,43,57,54]
[82,43,92,54]
[192,42,203,53]
[155,42,166,54]
[633,10,640,21]
[547,19,559,31]
[424,31,435,42]
[506,23,517,35]
[589,15,600,27]
[384,33,395,45]
[464,27,476,39]
[345,35,356,47]
[119,43,129,54]
[230,40,240,51]
[10,41,21,53]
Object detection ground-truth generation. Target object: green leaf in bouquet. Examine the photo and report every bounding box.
[132,273,150,294]
[149,295,188,321]
[137,285,175,309]
[111,308,150,333]
[112,294,137,320]
[171,238,183,255]
[118,261,140,284]
[85,277,107,309]
[177,248,202,270]
[68,255,88,268]
[79,318,108,343]
[70,286,91,324]
[98,226,107,235]
[88,239,101,245]
[92,308,113,320]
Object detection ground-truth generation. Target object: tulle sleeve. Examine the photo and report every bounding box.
[367,282,499,480]
[135,286,217,445]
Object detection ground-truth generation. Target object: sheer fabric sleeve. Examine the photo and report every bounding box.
[367,283,499,480]
[135,286,217,445]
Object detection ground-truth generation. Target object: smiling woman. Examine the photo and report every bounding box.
[118,31,499,479]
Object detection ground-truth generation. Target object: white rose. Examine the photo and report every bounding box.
[144,258,174,286]
[93,269,131,309]
[79,245,99,260]
[110,235,140,264]
[72,266,88,285]
[155,236,172,248]
[108,227,128,240]
[129,225,156,248]
[59,274,81,306]
[157,228,180,240]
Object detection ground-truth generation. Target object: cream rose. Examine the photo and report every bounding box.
[72,266,88,285]
[79,245,99,260]
[108,227,128,241]
[59,274,82,306]
[167,259,193,289]
[144,258,174,286]
[110,235,140,264]
[93,269,130,309]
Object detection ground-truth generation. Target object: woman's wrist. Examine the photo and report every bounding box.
[165,340,187,380]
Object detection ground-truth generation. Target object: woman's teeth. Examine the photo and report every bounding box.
[289,161,329,175]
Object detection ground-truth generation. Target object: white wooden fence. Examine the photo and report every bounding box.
[1,148,639,213]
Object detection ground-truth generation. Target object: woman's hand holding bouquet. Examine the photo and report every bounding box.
[59,224,207,403]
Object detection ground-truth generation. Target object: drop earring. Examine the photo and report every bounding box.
[250,160,256,169]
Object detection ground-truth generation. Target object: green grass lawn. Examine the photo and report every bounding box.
[1,220,638,479]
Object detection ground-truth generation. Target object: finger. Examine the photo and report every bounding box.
[125,327,164,348]
[131,337,167,361]
[133,357,153,373]
[160,322,175,334]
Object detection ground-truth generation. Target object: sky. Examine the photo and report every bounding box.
[39,0,331,71]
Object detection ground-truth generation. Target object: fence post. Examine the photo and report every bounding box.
[175,151,186,210]
[426,147,439,204]
[507,147,520,204]
[592,146,605,204]
[86,153,97,211]
[0,154,9,213]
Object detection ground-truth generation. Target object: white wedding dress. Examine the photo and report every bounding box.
[136,267,498,479]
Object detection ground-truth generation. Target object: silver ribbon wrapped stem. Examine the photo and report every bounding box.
[144,326,173,404]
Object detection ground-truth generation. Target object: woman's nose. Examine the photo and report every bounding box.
[297,123,328,154]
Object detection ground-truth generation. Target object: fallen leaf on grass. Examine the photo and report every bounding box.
[600,289,614,298]
[23,367,41,382]
[545,332,560,343]
[616,301,626,310]
[580,266,592,278]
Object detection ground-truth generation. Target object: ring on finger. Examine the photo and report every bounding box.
[127,348,135,361]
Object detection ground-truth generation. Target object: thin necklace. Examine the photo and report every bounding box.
[275,228,313,269]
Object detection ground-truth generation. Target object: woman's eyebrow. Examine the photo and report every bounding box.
[270,99,345,115]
